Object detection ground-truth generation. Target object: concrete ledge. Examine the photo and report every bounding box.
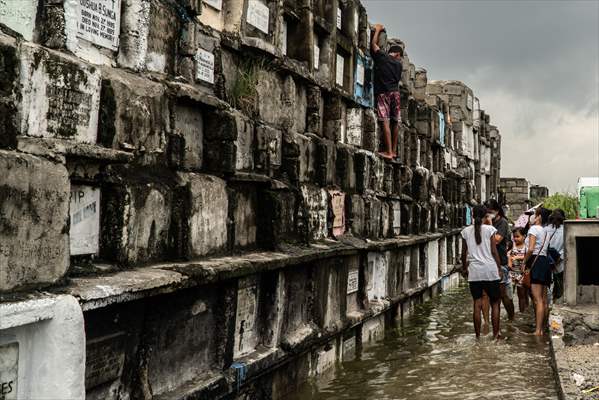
[17,136,134,163]
[58,230,462,311]
[0,295,56,330]
[62,269,192,311]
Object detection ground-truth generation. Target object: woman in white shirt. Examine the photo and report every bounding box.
[524,207,552,336]
[461,205,503,339]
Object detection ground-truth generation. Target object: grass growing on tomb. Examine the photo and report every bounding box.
[228,57,271,116]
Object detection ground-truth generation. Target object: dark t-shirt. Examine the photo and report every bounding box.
[372,49,402,95]
[493,217,511,265]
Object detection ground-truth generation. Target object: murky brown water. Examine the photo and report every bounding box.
[291,285,558,400]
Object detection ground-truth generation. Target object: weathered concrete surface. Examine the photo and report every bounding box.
[563,220,599,306]
[19,43,101,143]
[0,0,505,397]
[101,165,175,266]
[64,268,189,311]
[98,67,169,164]
[550,305,599,399]
[178,173,229,258]
[0,295,85,400]
[0,151,69,292]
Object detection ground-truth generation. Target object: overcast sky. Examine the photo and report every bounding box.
[363,0,599,194]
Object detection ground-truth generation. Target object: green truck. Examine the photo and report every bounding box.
[578,177,599,218]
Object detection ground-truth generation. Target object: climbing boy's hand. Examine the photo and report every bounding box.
[373,23,384,32]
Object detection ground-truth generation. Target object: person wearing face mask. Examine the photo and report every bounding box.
[485,199,515,321]
[523,207,552,336]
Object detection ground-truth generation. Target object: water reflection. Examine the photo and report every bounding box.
[291,286,557,400]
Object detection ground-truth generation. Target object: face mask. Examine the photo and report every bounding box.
[488,213,497,220]
[529,215,536,225]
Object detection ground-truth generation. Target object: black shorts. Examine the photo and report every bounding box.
[469,280,501,301]
[527,255,552,286]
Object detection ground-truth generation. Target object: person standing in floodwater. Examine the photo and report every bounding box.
[524,207,552,336]
[509,227,529,312]
[461,205,503,339]
[485,199,515,321]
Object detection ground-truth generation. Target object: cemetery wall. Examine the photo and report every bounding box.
[0,0,502,398]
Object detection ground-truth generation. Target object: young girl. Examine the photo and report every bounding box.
[461,205,503,339]
[509,227,528,312]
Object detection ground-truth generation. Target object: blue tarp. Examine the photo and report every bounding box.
[465,205,472,225]
[354,54,373,108]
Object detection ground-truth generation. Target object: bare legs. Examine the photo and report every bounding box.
[473,294,501,339]
[380,120,399,159]
[531,283,548,335]
[517,285,529,312]
[491,297,501,338]
[473,297,483,338]
[482,292,490,335]
[500,283,515,321]
[391,121,399,157]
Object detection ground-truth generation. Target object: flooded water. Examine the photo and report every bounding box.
[292,285,558,400]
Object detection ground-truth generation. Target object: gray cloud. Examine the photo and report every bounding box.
[363,0,599,193]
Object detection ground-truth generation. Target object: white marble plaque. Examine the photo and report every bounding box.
[247,0,269,34]
[347,269,358,294]
[466,93,473,110]
[354,11,359,33]
[70,185,100,255]
[0,0,38,41]
[76,0,121,50]
[336,8,342,30]
[313,44,320,70]
[0,342,18,400]
[195,48,215,84]
[346,108,362,147]
[356,62,365,85]
[336,54,344,87]
[281,20,288,55]
[204,0,222,10]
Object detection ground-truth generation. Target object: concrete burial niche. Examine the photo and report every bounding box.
[564,220,599,305]
[118,0,178,73]
[366,252,389,304]
[0,151,69,292]
[141,285,230,398]
[19,43,101,143]
[0,295,85,400]
[233,274,285,358]
[281,264,316,347]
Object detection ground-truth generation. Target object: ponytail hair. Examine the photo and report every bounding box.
[473,205,487,245]
[550,208,565,228]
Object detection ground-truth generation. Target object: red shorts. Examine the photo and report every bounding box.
[376,91,401,122]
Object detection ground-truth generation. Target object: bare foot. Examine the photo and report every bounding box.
[533,331,544,336]
[378,151,393,159]
[482,324,490,335]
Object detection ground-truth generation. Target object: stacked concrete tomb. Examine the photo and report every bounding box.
[0,1,502,399]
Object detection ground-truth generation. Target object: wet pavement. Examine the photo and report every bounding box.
[291,285,558,400]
